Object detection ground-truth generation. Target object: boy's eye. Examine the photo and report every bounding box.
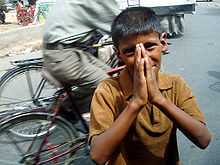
[146,47,155,51]
[143,43,157,51]
[122,46,136,56]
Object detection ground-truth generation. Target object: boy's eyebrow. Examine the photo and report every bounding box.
[143,42,158,48]
[122,45,136,54]
[122,42,158,53]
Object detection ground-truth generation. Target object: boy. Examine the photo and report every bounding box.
[89,7,211,165]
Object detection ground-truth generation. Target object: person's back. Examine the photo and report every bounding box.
[44,0,120,44]
[43,0,120,95]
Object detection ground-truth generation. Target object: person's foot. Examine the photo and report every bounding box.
[167,33,173,39]
[167,32,184,39]
[171,32,184,38]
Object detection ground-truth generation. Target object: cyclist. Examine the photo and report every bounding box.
[43,0,120,96]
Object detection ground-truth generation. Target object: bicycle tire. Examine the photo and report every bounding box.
[0,112,84,165]
[0,65,57,111]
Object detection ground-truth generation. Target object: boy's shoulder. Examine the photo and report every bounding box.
[96,77,121,92]
[159,72,183,80]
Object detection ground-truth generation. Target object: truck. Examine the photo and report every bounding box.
[118,0,196,38]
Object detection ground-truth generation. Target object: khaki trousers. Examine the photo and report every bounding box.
[43,47,111,91]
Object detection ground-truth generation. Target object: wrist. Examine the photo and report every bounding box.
[152,95,167,106]
[128,98,145,113]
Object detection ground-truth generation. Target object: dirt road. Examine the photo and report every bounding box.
[0,10,42,57]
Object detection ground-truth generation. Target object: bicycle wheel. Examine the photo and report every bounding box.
[0,65,57,111]
[0,112,83,165]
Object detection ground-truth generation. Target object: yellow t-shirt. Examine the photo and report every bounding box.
[89,69,205,165]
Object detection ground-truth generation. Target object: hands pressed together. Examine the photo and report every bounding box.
[132,43,164,110]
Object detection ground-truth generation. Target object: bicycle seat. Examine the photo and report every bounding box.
[41,69,63,88]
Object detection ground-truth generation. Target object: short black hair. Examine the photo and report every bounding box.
[111,7,162,48]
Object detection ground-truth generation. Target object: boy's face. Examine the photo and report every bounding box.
[116,32,167,79]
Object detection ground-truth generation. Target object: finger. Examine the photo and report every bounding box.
[135,44,141,66]
[151,65,158,82]
[136,44,145,80]
[140,43,147,58]
[145,55,153,81]
[139,43,148,77]
[134,45,139,71]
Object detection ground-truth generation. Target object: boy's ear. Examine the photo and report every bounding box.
[113,46,120,59]
[113,46,125,66]
[160,32,168,53]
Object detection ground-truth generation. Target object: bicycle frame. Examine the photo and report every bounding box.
[4,88,88,164]
[0,53,124,164]
[25,65,126,164]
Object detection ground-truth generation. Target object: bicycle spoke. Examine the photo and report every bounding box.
[25,124,44,155]
[6,130,25,156]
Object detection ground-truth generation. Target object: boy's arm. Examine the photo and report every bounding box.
[90,100,141,165]
[140,43,211,149]
[154,97,211,149]
[90,45,148,165]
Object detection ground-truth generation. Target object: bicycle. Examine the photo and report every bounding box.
[0,54,125,164]
[0,34,121,113]
[0,57,57,112]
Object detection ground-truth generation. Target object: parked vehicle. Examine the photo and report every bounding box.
[118,0,196,38]
[0,7,6,24]
[0,0,7,24]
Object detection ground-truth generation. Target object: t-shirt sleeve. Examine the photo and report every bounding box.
[89,81,116,143]
[176,76,206,124]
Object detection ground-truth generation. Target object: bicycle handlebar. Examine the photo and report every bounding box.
[107,65,126,76]
[92,41,113,48]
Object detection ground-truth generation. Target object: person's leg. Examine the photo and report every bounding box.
[175,14,184,36]
[159,15,171,37]
[169,15,177,36]
[44,48,111,114]
[170,14,184,38]
[43,48,111,89]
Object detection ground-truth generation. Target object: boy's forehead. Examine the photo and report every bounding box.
[118,32,160,47]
